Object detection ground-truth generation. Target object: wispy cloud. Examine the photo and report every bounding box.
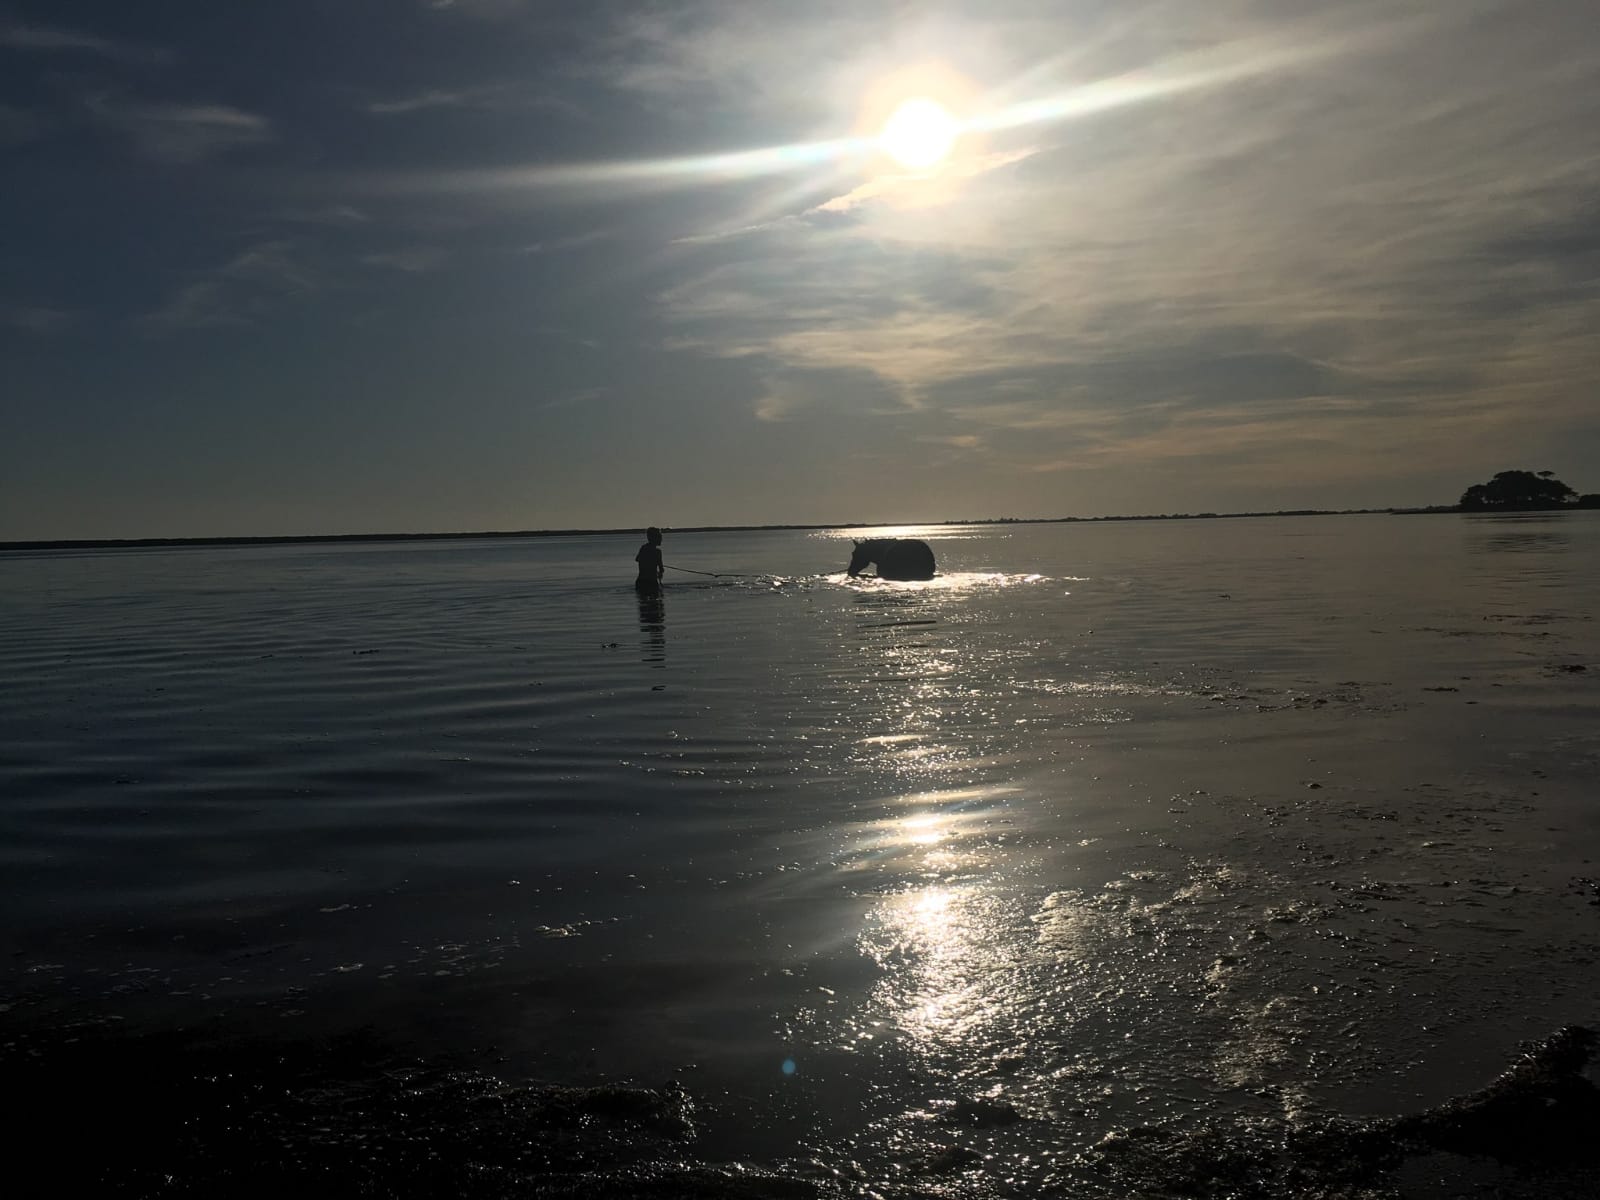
[362,246,449,272]
[807,147,1038,217]
[640,0,1600,482]
[419,0,531,18]
[366,88,480,117]
[87,95,273,163]
[144,280,239,331]
[146,240,317,331]
[531,325,602,350]
[277,205,370,227]
[0,303,73,334]
[363,81,585,122]
[0,21,171,63]
[516,229,611,255]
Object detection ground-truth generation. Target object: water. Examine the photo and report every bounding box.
[3,514,1598,1196]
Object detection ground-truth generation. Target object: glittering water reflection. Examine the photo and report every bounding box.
[848,788,1019,873]
[840,561,1044,1070]
[838,572,1036,1068]
[848,570,1050,594]
[858,882,1023,1060]
[902,813,944,845]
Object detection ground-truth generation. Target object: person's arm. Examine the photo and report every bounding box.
[656,548,664,580]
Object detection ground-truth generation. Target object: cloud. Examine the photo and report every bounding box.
[361,246,449,272]
[532,326,602,350]
[362,80,586,125]
[0,21,170,63]
[222,241,318,289]
[0,303,73,333]
[366,89,480,116]
[637,0,1600,479]
[144,280,240,331]
[807,147,1038,217]
[277,205,370,227]
[586,1,859,113]
[747,365,901,422]
[145,240,317,331]
[420,0,526,15]
[517,229,611,254]
[87,95,274,162]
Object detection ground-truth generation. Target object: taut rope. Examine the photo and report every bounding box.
[664,564,758,579]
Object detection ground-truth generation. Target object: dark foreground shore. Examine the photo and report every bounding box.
[5,1020,1598,1198]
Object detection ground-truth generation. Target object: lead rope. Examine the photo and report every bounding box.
[663,564,830,581]
[664,564,756,578]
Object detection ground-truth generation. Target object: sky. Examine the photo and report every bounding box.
[3,0,1599,539]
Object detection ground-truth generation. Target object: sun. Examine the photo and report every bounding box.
[879,97,958,170]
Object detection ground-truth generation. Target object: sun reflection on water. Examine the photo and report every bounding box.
[858,882,1021,1052]
[847,570,1047,594]
[837,786,1035,1062]
[829,551,1050,1071]
[847,794,1015,873]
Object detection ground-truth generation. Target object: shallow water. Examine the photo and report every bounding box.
[3,514,1599,1195]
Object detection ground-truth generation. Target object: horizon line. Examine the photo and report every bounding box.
[0,506,1467,553]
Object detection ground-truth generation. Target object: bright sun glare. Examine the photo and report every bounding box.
[879,97,957,170]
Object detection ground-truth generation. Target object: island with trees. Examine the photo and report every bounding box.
[1458,470,1597,511]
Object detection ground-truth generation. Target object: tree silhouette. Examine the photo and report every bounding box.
[1459,470,1578,511]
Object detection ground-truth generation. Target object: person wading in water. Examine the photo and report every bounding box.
[634,527,664,594]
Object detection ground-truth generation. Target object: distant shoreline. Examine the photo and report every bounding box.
[0,507,1473,553]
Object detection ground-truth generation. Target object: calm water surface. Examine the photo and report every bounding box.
[3,514,1598,1195]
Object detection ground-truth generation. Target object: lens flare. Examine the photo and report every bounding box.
[879,98,957,170]
[376,34,1369,200]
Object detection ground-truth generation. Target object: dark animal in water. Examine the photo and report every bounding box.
[847,537,936,580]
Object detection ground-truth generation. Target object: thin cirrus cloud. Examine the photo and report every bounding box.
[86,94,274,162]
[145,240,318,331]
[419,0,528,15]
[517,229,611,254]
[361,246,449,272]
[364,83,585,120]
[0,20,171,63]
[0,302,73,333]
[276,205,371,227]
[366,88,484,116]
[634,0,1600,483]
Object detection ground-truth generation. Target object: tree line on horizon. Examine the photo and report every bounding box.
[1458,470,1599,511]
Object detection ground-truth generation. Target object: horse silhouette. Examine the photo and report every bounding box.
[846,538,936,581]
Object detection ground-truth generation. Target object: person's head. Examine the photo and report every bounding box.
[646,527,662,545]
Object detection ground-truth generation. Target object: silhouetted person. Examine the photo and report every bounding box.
[635,527,664,594]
